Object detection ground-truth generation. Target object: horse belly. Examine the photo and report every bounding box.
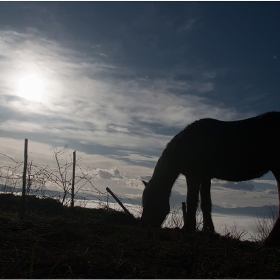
[187,140,270,182]
[207,147,270,181]
[212,161,269,182]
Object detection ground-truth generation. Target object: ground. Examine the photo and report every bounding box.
[0,193,280,278]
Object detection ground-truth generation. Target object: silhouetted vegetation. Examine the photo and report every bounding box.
[0,146,107,208]
[1,194,280,278]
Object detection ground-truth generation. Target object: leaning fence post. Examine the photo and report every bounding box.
[21,139,28,218]
[71,151,76,208]
[106,187,134,218]
[182,202,187,227]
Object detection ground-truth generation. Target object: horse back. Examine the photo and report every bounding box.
[173,112,280,181]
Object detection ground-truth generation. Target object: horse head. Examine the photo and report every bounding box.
[141,180,170,227]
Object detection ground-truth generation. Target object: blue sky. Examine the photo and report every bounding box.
[0,2,279,232]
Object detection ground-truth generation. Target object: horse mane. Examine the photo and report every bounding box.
[162,120,201,163]
[162,130,184,162]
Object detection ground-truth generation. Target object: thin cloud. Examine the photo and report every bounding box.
[96,167,123,180]
[140,175,152,182]
[94,167,145,191]
[0,28,246,156]
[215,181,255,191]
[0,28,260,202]
[265,189,277,194]
[253,179,277,186]
[114,151,159,163]
[177,18,197,33]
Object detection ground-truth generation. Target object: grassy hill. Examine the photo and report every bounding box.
[0,193,280,278]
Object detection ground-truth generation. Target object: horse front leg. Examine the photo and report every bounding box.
[200,179,215,233]
[185,178,200,232]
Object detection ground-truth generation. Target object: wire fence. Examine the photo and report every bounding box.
[0,139,143,218]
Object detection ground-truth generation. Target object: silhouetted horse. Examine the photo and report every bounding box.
[141,112,280,246]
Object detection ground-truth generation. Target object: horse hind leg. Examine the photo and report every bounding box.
[200,179,215,233]
[264,169,280,246]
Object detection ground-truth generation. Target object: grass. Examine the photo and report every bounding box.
[0,193,280,278]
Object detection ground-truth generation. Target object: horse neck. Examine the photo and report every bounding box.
[150,154,180,196]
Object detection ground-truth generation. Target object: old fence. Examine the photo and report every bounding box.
[0,139,141,218]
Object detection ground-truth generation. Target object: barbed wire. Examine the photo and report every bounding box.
[0,148,142,214]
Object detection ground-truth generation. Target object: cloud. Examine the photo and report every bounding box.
[210,179,278,208]
[0,27,245,136]
[114,151,158,164]
[0,28,257,204]
[0,137,57,167]
[97,168,123,180]
[108,126,130,133]
[0,120,44,133]
[177,18,197,33]
[140,175,152,182]
[253,179,277,186]
[217,181,255,191]
[1,5,277,216]
[169,189,186,207]
[0,28,247,155]
[265,189,278,195]
[95,167,146,190]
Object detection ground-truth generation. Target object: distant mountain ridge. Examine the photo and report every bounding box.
[212,204,278,217]
[0,184,278,218]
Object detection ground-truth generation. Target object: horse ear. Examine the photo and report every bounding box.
[142,181,149,188]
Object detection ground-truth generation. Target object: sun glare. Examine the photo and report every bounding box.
[17,73,46,102]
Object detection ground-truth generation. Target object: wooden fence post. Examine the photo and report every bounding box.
[71,151,76,208]
[106,187,134,218]
[182,202,187,228]
[21,139,28,218]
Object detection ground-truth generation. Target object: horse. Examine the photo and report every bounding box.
[141,111,280,246]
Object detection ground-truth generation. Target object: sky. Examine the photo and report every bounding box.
[0,2,280,234]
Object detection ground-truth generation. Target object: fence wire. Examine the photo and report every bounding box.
[0,149,143,218]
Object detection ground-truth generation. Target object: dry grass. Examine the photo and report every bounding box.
[1,193,280,278]
[251,208,278,242]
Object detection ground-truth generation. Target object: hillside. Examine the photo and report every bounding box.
[0,193,280,278]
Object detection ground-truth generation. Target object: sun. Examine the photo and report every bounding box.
[17,73,46,102]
